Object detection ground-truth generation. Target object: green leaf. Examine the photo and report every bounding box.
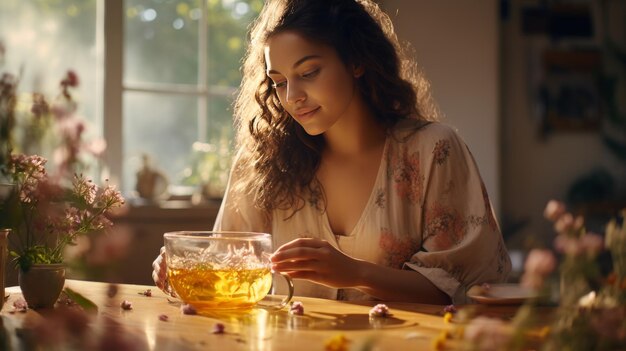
[63,287,98,313]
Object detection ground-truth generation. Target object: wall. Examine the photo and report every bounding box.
[500,0,625,248]
[381,0,501,216]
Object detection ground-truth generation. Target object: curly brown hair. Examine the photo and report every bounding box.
[232,0,439,216]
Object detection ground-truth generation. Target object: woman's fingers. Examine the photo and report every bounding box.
[272,258,319,272]
[152,270,164,289]
[152,256,161,271]
[271,245,331,263]
[152,246,168,290]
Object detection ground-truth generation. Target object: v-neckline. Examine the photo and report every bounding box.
[322,135,389,239]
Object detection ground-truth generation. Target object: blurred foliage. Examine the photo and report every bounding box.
[1,0,262,191]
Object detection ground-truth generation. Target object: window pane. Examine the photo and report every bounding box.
[207,0,262,87]
[0,0,98,127]
[123,92,198,194]
[124,0,199,85]
[172,96,233,197]
[207,96,235,144]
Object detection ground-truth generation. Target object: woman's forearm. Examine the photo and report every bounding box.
[353,260,452,305]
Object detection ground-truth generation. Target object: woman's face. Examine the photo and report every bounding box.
[264,31,360,136]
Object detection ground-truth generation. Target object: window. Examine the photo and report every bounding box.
[0,0,261,197]
[0,0,99,154]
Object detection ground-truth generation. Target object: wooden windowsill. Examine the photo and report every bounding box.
[110,199,222,222]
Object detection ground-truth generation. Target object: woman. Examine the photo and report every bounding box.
[153,0,511,304]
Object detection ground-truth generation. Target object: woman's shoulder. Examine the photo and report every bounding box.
[390,119,460,147]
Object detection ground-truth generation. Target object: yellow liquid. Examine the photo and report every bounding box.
[168,266,272,310]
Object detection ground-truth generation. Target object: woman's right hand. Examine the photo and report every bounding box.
[152,246,174,296]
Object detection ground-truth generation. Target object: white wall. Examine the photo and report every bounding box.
[381,0,501,216]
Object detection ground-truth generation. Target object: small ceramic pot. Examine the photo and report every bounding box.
[18,263,66,309]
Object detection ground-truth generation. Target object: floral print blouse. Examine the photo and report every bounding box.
[214,120,511,303]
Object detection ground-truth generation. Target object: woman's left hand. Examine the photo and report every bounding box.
[270,237,363,288]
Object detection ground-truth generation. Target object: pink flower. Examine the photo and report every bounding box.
[86,138,107,157]
[555,233,604,257]
[558,215,585,235]
[443,304,457,314]
[158,314,169,322]
[181,304,197,315]
[520,249,556,290]
[289,301,304,316]
[61,70,79,88]
[72,175,97,205]
[544,200,566,222]
[579,233,604,256]
[554,235,580,255]
[524,249,556,276]
[212,323,225,334]
[97,183,125,208]
[554,213,574,234]
[107,284,119,298]
[120,300,132,310]
[369,303,391,318]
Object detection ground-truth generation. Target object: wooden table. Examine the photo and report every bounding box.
[0,280,528,350]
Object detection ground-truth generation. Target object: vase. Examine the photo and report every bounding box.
[18,263,66,309]
[0,229,9,306]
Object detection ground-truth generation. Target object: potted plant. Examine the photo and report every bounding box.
[4,153,124,308]
[0,46,123,308]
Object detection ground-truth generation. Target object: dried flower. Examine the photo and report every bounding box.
[212,323,225,334]
[289,301,304,316]
[443,304,457,314]
[158,314,169,322]
[181,304,197,315]
[139,289,152,297]
[544,200,566,221]
[61,70,79,88]
[107,284,118,298]
[368,303,390,318]
[120,300,132,310]
[443,312,453,324]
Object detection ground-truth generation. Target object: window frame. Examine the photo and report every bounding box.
[100,0,237,192]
